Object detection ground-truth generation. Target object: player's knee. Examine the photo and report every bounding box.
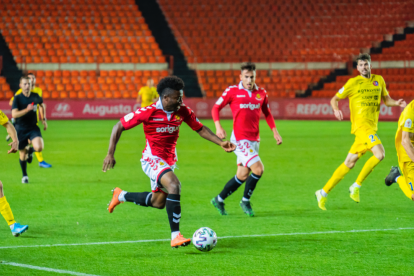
[34,144,43,152]
[251,167,264,176]
[375,152,385,161]
[152,201,166,209]
[167,180,181,195]
[344,160,356,169]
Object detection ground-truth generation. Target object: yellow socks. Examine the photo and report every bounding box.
[396,177,414,200]
[0,196,16,226]
[35,152,44,162]
[323,163,351,194]
[355,156,381,186]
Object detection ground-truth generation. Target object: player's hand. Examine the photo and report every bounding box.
[8,140,18,154]
[42,120,48,131]
[103,154,116,172]
[396,99,407,108]
[216,126,227,139]
[26,103,34,111]
[274,133,283,145]
[220,141,236,152]
[334,109,343,121]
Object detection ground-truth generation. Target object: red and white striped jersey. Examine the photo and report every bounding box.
[121,100,203,166]
[212,82,276,141]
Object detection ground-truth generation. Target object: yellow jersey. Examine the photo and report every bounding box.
[395,100,414,163]
[138,86,158,107]
[336,74,389,134]
[12,87,43,122]
[0,109,9,126]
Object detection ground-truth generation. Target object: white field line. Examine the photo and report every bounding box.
[1,261,100,276]
[0,227,413,250]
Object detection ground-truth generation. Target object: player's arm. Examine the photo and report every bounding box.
[9,97,13,106]
[262,94,282,145]
[39,103,47,130]
[382,95,406,108]
[103,121,125,172]
[330,95,343,121]
[212,90,232,139]
[136,94,141,103]
[2,121,18,154]
[12,104,34,118]
[401,131,414,162]
[196,126,236,152]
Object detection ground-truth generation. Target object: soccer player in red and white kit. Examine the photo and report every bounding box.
[103,76,236,248]
[211,62,283,216]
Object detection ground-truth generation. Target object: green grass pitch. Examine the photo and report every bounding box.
[0,119,413,275]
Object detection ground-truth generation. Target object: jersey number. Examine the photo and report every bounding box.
[368,134,380,143]
[409,182,413,191]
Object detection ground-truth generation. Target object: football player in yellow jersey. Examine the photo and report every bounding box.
[315,54,406,210]
[9,73,52,168]
[0,109,29,236]
[385,100,414,201]
[137,78,159,107]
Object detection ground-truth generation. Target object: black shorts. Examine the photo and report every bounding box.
[16,126,42,150]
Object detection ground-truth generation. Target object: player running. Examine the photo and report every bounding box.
[0,109,29,236]
[12,76,48,183]
[315,53,406,210]
[8,73,52,168]
[210,62,283,217]
[103,76,236,248]
[385,100,414,201]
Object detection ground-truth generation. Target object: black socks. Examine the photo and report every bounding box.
[124,192,152,207]
[166,194,181,232]
[243,173,261,200]
[219,175,245,200]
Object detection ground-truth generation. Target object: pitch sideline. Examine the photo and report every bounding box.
[1,227,413,250]
[0,261,100,276]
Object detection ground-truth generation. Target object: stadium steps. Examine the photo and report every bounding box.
[0,33,22,93]
[134,0,202,97]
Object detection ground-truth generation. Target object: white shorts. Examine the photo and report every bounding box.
[230,132,261,168]
[141,155,174,194]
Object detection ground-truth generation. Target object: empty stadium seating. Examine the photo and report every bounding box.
[373,33,414,61]
[159,0,414,63]
[0,0,165,64]
[21,70,170,99]
[313,68,414,98]
[200,69,331,98]
[0,76,14,100]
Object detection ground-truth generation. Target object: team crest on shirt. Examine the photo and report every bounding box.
[175,115,182,121]
[160,162,165,166]
[373,81,379,86]
[256,94,261,99]
[405,119,412,128]
[249,149,253,153]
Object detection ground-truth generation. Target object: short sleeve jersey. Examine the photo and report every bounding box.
[13,87,43,122]
[395,100,414,163]
[0,109,9,126]
[214,82,273,141]
[120,100,203,166]
[139,86,159,108]
[12,92,43,129]
[336,74,389,134]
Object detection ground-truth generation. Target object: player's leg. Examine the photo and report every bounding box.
[211,165,249,215]
[0,181,29,236]
[19,148,29,183]
[386,163,414,200]
[315,152,358,210]
[159,171,191,248]
[239,160,263,217]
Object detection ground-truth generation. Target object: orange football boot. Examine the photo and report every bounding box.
[108,187,123,213]
[171,233,191,248]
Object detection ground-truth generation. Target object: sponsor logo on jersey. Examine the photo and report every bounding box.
[405,119,412,128]
[361,102,379,107]
[156,125,180,133]
[338,87,344,94]
[358,88,380,94]
[215,97,224,105]
[237,95,246,98]
[152,118,164,121]
[373,81,379,86]
[240,103,260,110]
[123,112,134,122]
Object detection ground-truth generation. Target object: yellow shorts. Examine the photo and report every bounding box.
[349,128,382,157]
[398,161,414,192]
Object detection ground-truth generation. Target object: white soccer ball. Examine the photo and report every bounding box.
[192,227,217,252]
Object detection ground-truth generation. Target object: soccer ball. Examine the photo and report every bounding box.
[192,227,217,252]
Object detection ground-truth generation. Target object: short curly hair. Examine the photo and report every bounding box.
[157,76,185,97]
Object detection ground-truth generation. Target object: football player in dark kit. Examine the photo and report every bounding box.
[12,76,48,183]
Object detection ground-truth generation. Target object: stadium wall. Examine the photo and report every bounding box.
[0,99,404,121]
